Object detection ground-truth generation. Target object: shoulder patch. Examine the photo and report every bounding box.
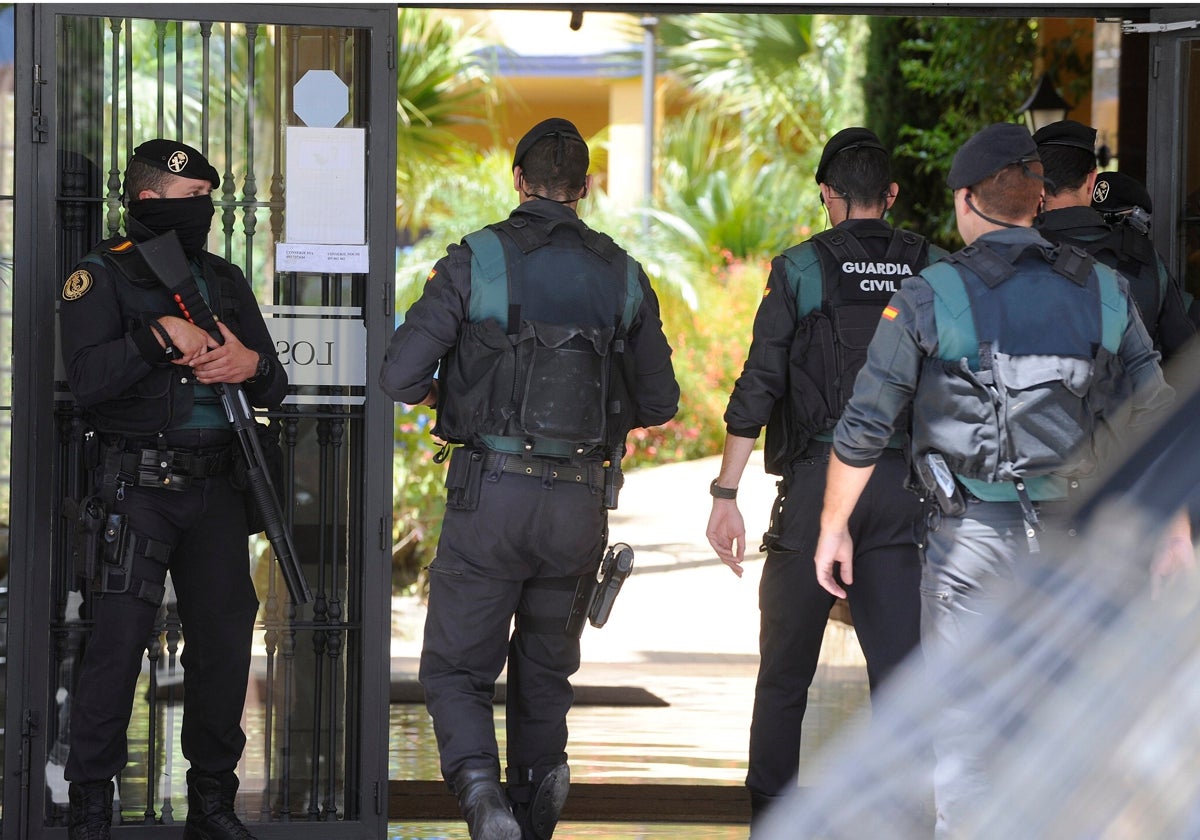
[62,269,93,301]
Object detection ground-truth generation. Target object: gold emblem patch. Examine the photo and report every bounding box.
[62,269,93,301]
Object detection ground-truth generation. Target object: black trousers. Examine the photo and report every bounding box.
[419,464,606,785]
[747,446,923,801]
[65,434,259,784]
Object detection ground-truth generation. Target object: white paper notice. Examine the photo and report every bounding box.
[285,126,366,245]
[275,243,369,274]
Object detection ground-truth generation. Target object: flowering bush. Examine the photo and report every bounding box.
[390,405,445,592]
[624,254,768,469]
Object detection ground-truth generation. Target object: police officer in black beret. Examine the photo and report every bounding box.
[1033,119,1196,362]
[380,118,679,839]
[705,127,947,832]
[59,140,287,840]
[815,122,1176,837]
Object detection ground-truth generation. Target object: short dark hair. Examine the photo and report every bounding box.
[823,146,892,211]
[518,135,588,199]
[123,159,176,201]
[1039,145,1095,196]
[973,161,1045,222]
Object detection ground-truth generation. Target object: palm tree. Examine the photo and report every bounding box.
[655,13,864,159]
[395,9,500,237]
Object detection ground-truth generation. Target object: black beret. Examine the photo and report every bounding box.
[1092,171,1153,214]
[947,123,1040,190]
[1032,119,1096,152]
[512,118,587,170]
[815,127,887,184]
[131,139,220,189]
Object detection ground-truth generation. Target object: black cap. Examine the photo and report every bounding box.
[1032,119,1096,152]
[130,140,220,189]
[815,127,887,185]
[1092,171,1153,214]
[512,118,587,170]
[947,123,1040,190]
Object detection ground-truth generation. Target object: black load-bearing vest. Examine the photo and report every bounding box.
[762,226,932,474]
[1040,220,1167,342]
[433,216,643,456]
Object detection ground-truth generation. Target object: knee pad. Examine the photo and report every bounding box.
[508,760,569,840]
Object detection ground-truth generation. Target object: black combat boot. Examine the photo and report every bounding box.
[183,769,257,840]
[67,780,114,840]
[749,789,781,838]
[453,767,522,840]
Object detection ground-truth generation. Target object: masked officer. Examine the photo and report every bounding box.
[1033,119,1196,363]
[59,140,286,840]
[813,123,1175,838]
[379,117,679,840]
[705,127,947,831]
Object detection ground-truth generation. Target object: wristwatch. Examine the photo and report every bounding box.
[248,352,271,383]
[709,478,737,500]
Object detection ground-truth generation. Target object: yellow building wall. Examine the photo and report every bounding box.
[432,10,656,205]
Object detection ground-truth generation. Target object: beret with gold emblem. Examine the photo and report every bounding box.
[130,139,220,189]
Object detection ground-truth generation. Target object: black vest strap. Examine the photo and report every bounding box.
[945,244,1018,289]
[883,229,925,263]
[813,228,875,263]
[1050,243,1095,286]
[582,227,619,262]
[497,217,552,254]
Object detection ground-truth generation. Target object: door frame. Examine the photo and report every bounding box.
[7,5,398,837]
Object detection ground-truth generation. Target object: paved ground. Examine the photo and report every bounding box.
[391,449,866,675]
[391,451,775,666]
[387,453,869,838]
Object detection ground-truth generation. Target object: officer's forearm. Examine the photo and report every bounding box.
[820,452,875,531]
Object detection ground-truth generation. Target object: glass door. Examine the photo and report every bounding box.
[9,5,397,838]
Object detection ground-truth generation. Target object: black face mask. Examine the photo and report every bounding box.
[127,194,215,256]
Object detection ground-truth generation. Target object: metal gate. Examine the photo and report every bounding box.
[1143,7,1200,308]
[7,5,397,838]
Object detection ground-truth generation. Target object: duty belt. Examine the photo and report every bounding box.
[482,451,604,488]
[113,445,235,490]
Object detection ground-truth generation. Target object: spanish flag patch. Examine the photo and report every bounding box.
[882,305,899,321]
[426,268,437,282]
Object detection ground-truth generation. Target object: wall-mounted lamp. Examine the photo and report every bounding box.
[1018,72,1071,134]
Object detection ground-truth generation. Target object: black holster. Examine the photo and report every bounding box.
[915,452,967,517]
[445,446,485,511]
[566,542,635,638]
[100,512,133,595]
[65,494,108,585]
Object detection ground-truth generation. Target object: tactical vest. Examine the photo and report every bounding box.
[78,238,244,434]
[1045,222,1166,341]
[762,226,931,474]
[910,240,1127,500]
[433,217,643,456]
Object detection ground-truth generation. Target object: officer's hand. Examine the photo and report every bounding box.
[706,501,747,578]
[814,526,853,599]
[191,320,258,384]
[157,316,213,366]
[412,380,439,408]
[1151,510,1194,600]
